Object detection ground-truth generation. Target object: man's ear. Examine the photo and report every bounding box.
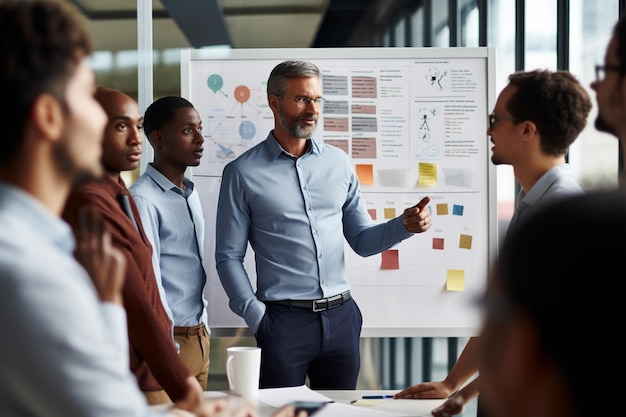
[268,94,279,113]
[520,120,538,142]
[31,94,64,143]
[149,130,163,148]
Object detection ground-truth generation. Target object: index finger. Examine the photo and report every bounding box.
[413,196,431,211]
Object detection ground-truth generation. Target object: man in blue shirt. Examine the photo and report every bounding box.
[395,70,593,416]
[130,96,211,390]
[215,60,432,390]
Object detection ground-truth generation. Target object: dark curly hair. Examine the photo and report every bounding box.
[505,70,592,156]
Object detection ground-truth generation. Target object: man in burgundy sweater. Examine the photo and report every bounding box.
[62,87,202,406]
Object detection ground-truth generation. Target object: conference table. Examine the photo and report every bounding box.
[187,386,446,417]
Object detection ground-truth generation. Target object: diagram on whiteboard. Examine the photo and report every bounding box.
[426,67,449,91]
[199,72,275,173]
[416,106,442,159]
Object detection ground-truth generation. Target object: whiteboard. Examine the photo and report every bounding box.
[181,47,498,337]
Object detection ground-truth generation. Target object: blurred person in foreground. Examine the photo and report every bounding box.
[395,69,592,416]
[0,1,297,417]
[479,190,621,417]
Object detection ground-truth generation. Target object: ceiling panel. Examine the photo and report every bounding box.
[72,0,332,51]
[226,14,324,48]
[86,19,191,52]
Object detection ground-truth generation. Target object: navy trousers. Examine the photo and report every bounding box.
[256,298,362,389]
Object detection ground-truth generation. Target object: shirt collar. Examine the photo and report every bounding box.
[517,164,573,209]
[145,163,194,195]
[265,131,322,160]
[0,182,75,254]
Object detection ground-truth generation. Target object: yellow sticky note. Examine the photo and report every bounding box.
[446,269,465,291]
[459,234,472,249]
[418,162,437,186]
[384,207,396,219]
[356,164,374,185]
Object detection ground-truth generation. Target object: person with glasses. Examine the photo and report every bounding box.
[215,59,432,390]
[591,14,626,184]
[394,69,592,417]
[479,190,621,417]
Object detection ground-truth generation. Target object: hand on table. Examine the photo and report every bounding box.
[430,391,470,417]
[394,380,455,400]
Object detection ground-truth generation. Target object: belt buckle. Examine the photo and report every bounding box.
[313,299,328,312]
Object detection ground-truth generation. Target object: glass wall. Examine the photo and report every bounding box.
[568,0,620,189]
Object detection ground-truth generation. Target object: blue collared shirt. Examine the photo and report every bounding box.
[215,132,413,332]
[0,183,151,416]
[507,163,583,236]
[130,164,209,328]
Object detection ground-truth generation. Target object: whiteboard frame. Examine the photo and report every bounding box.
[181,47,498,338]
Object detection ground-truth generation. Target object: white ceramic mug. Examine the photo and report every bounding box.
[226,346,261,403]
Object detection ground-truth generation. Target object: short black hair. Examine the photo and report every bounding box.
[143,96,195,140]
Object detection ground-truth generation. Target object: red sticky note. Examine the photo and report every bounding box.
[381,250,399,270]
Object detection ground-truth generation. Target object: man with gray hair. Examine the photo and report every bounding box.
[216,59,432,389]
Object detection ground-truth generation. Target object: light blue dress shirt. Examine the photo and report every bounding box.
[130,164,209,329]
[215,132,414,332]
[0,183,163,416]
[507,163,583,236]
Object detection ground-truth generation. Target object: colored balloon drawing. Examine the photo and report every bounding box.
[207,74,224,93]
[234,85,251,103]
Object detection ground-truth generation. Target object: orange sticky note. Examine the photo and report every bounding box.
[381,250,399,270]
[356,164,374,185]
[436,203,449,215]
[367,208,377,220]
[459,234,472,249]
[433,238,444,250]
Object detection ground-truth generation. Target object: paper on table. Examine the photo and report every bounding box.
[363,398,447,416]
[316,402,407,417]
[258,385,334,408]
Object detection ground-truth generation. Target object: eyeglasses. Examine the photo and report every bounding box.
[595,64,626,82]
[282,95,326,108]
[488,112,524,130]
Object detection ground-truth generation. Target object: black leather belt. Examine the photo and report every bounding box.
[266,290,351,312]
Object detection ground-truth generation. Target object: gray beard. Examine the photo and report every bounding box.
[278,106,317,139]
